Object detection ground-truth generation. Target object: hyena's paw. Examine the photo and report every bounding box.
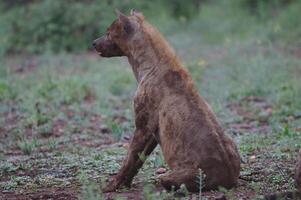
[102,177,122,193]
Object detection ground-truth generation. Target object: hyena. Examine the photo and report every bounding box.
[93,10,240,192]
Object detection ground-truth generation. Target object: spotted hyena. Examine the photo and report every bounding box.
[93,10,240,192]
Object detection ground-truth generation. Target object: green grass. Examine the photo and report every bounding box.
[17,138,38,155]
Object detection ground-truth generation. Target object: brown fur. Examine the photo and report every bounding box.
[93,10,240,192]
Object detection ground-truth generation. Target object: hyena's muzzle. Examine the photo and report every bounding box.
[92,36,124,57]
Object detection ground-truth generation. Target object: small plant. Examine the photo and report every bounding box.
[11,126,23,140]
[138,152,147,163]
[0,161,17,173]
[269,174,285,184]
[198,168,204,198]
[17,138,38,155]
[109,83,124,96]
[177,184,189,197]
[78,171,103,200]
[38,123,53,137]
[153,150,165,168]
[0,179,18,190]
[218,186,233,200]
[278,123,294,138]
[34,102,50,126]
[250,181,261,193]
[0,81,17,100]
[47,138,57,151]
[143,183,154,200]
[92,153,102,161]
[106,120,123,140]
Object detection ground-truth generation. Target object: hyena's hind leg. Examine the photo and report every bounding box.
[159,168,202,192]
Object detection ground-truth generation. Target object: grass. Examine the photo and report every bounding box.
[17,138,38,155]
[0,0,301,199]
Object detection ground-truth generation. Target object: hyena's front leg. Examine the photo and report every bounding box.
[103,128,158,192]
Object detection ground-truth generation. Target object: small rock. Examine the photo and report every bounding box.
[266,107,273,114]
[122,143,129,149]
[123,135,131,140]
[100,125,110,133]
[249,155,256,160]
[215,193,227,200]
[156,167,167,174]
[294,127,301,132]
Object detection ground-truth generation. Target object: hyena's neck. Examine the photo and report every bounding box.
[127,45,160,83]
[127,23,183,83]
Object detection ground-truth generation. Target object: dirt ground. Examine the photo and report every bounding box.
[1,39,301,199]
[0,90,299,199]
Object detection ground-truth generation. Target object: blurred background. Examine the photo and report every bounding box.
[0,0,300,54]
[0,0,301,199]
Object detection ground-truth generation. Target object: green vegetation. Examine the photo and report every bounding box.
[0,0,199,54]
[17,138,38,155]
[0,0,300,54]
[0,0,300,199]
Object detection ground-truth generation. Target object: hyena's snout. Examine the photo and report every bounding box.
[92,36,106,54]
[92,39,98,49]
[92,36,124,57]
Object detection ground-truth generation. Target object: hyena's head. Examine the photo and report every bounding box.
[92,9,144,57]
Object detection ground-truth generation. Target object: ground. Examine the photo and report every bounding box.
[1,25,301,200]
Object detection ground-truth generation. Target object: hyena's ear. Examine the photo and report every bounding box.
[116,9,135,37]
[130,9,144,21]
[115,9,126,19]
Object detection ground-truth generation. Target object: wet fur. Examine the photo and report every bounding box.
[93,10,241,192]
